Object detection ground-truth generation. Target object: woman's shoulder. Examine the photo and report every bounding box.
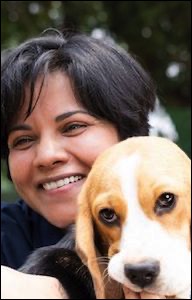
[1,199,34,234]
[2,199,30,219]
[1,200,33,268]
[1,200,64,269]
[1,199,41,233]
[1,199,64,245]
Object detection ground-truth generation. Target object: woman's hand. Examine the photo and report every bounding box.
[1,265,68,299]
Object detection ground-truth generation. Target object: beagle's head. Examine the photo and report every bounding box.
[76,136,191,299]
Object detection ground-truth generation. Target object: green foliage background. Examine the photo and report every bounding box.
[1,1,191,201]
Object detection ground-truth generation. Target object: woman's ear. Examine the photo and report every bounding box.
[75,185,105,299]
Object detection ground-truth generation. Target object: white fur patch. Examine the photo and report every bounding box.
[108,154,191,298]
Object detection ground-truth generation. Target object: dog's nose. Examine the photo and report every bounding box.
[124,260,160,288]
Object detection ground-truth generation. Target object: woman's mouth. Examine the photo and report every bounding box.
[39,175,85,191]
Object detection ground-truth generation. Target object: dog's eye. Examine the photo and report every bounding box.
[99,208,119,225]
[155,192,176,215]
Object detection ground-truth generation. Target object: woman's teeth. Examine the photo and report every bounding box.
[42,176,83,190]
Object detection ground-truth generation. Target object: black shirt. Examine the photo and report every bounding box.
[1,199,64,269]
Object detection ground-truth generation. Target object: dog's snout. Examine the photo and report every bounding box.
[124,260,160,288]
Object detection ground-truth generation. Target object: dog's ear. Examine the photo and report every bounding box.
[75,186,105,299]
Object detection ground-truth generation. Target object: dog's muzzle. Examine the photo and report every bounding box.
[124,259,160,288]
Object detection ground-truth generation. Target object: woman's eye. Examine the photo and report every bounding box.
[11,137,33,149]
[62,123,87,134]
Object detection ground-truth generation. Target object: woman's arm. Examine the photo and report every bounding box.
[1,265,69,299]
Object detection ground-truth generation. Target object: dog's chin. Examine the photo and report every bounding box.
[142,287,174,298]
[144,282,191,299]
[124,283,142,293]
[123,284,176,299]
[122,280,185,299]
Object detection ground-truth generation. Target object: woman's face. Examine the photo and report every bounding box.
[8,72,119,228]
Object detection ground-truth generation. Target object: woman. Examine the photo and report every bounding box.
[1,28,156,298]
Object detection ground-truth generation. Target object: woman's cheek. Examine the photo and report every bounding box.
[9,152,31,184]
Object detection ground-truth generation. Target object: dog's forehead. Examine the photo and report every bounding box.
[87,136,190,207]
[110,146,190,203]
[100,137,190,185]
[93,136,190,174]
[113,153,140,187]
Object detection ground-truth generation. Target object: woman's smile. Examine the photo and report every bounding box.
[41,175,84,191]
[37,173,87,198]
[37,173,86,191]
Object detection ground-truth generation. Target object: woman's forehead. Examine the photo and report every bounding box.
[10,72,84,124]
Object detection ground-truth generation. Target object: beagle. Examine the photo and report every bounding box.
[76,136,191,299]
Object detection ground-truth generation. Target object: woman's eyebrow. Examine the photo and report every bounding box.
[8,124,32,134]
[8,110,92,134]
[55,110,90,122]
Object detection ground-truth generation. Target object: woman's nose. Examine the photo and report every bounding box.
[33,138,69,168]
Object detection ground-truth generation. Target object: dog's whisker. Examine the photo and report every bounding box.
[102,268,110,287]
[76,262,88,274]
[75,255,109,276]
[86,256,109,265]
[102,265,108,275]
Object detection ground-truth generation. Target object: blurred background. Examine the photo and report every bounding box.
[1,1,191,201]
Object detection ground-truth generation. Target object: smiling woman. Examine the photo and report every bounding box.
[6,72,119,229]
[1,28,156,298]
